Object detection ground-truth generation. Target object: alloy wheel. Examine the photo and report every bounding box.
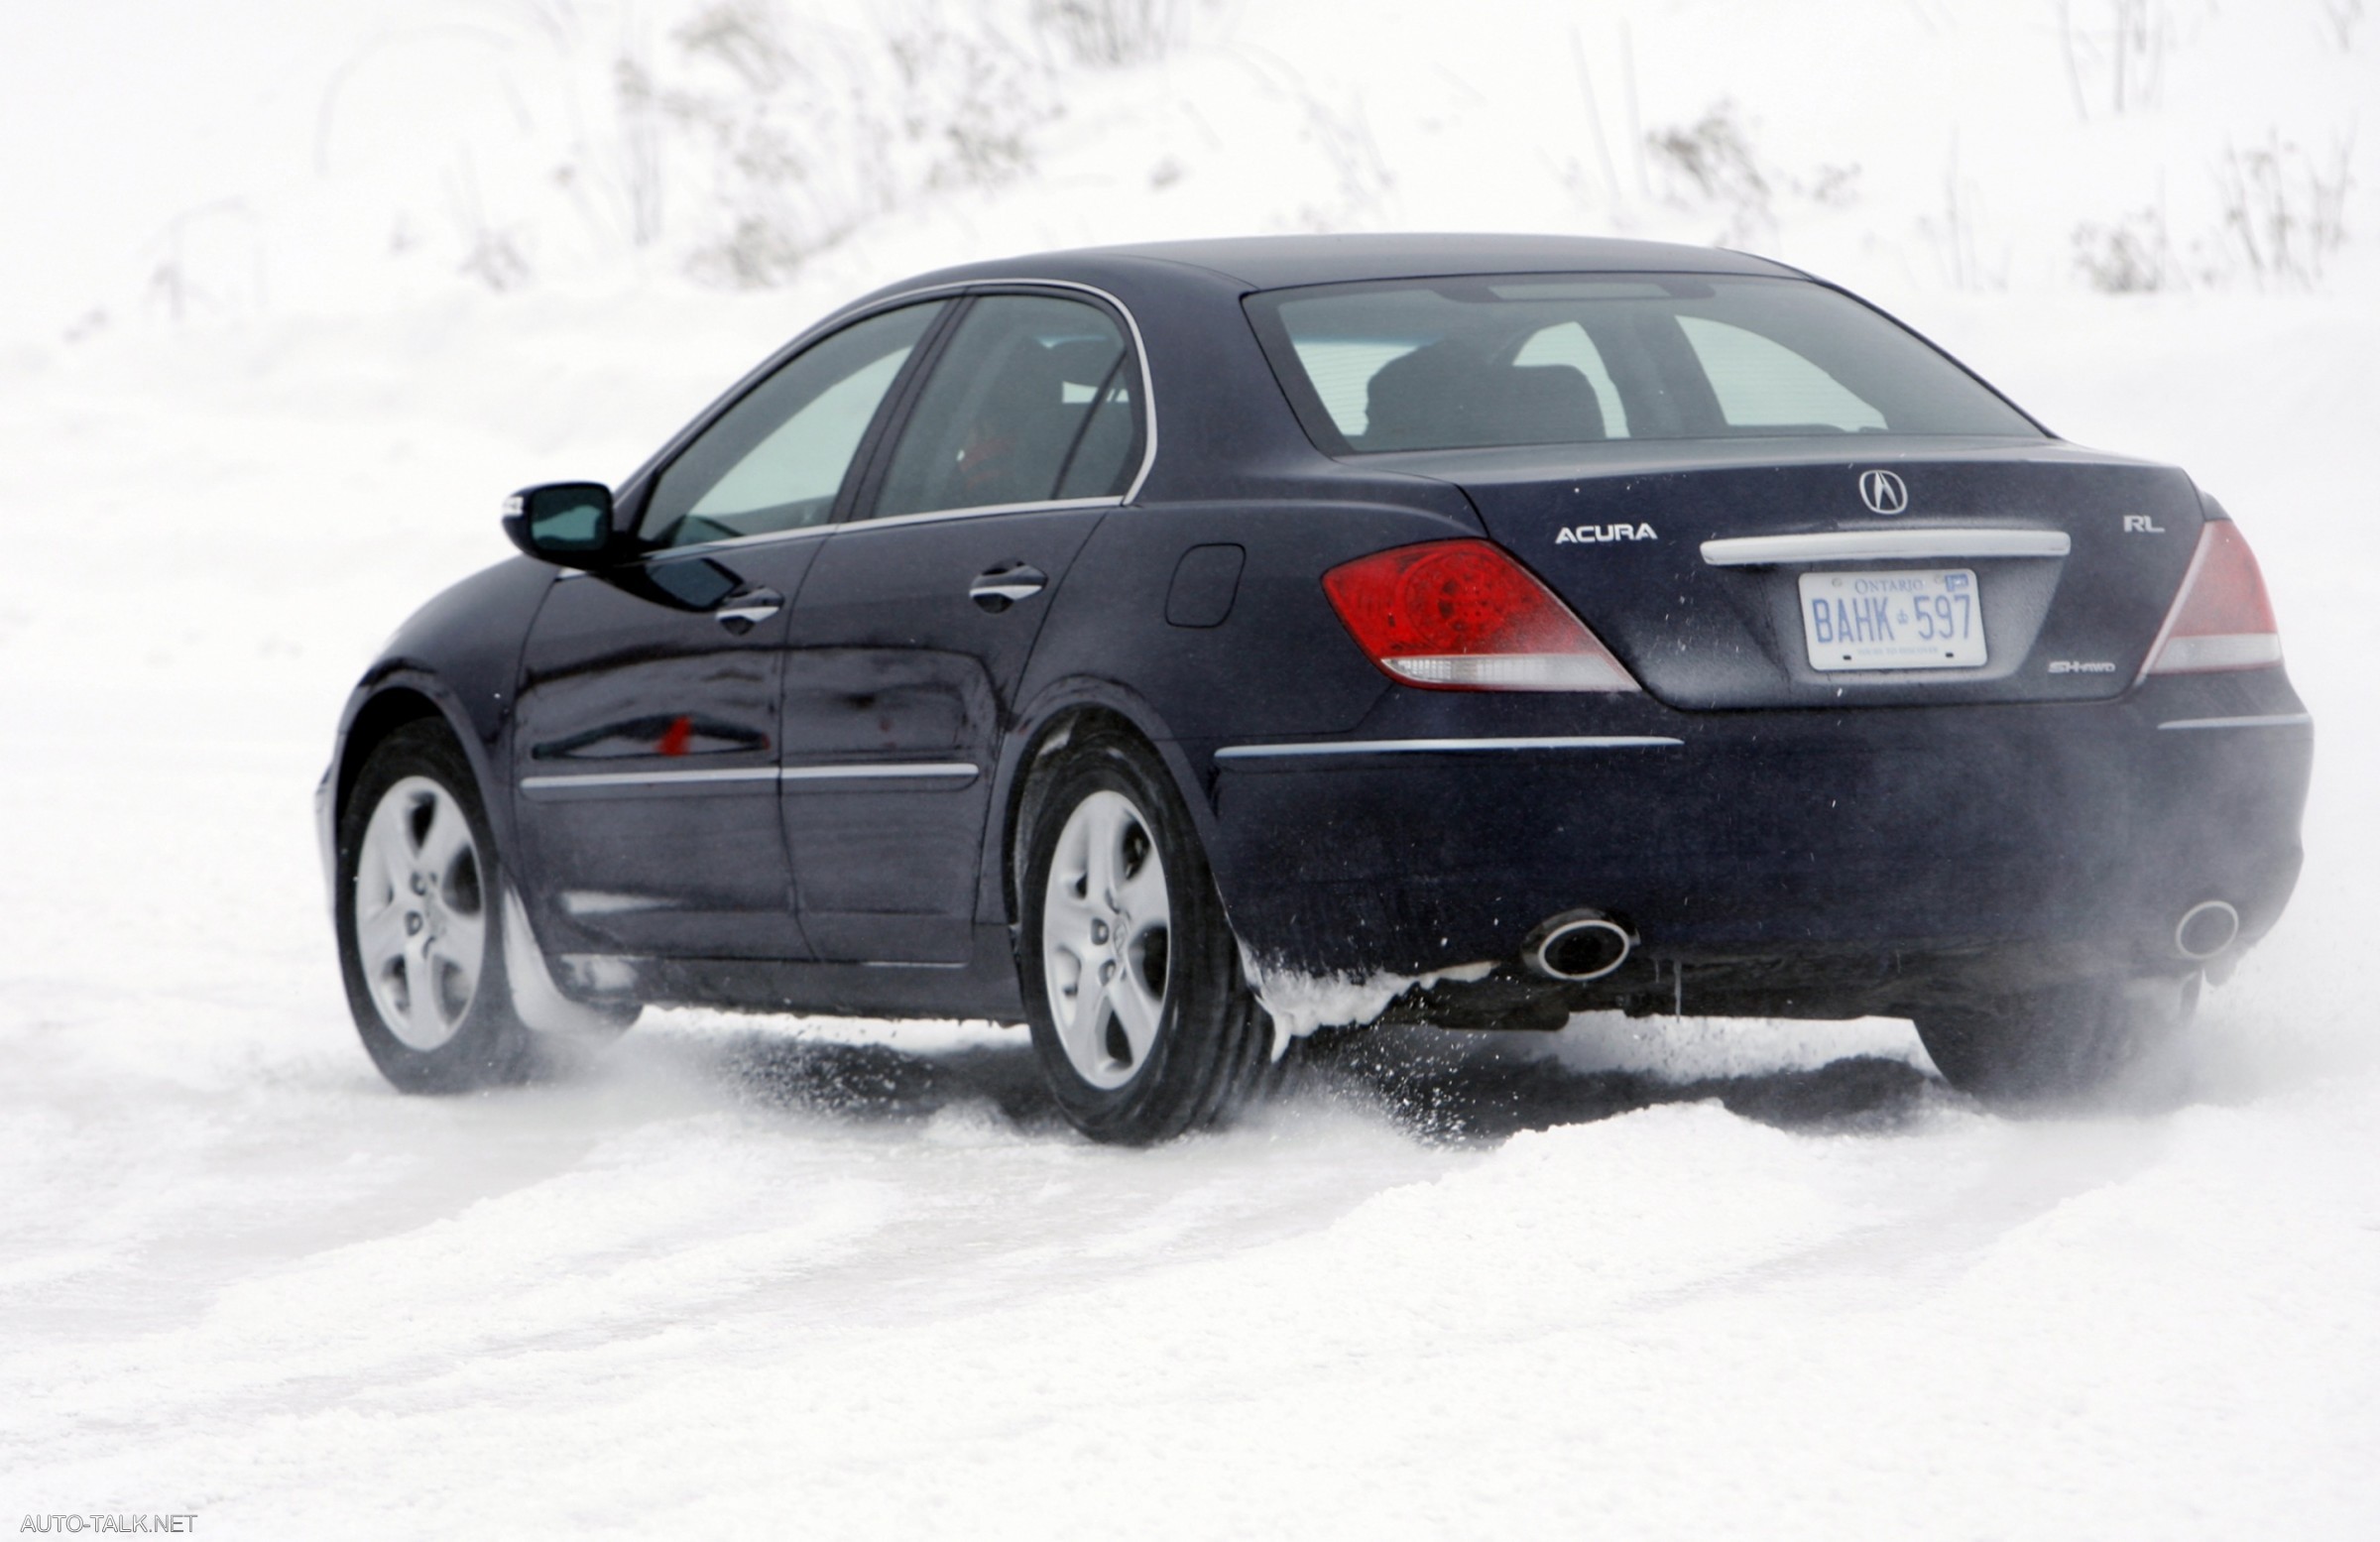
[354,775,488,1051]
[1040,789,1172,1089]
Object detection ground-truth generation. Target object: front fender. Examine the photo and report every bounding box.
[319,556,556,910]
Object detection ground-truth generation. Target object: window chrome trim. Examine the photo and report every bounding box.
[1700,530,2072,566]
[826,496,1122,538]
[2155,713,2313,732]
[522,762,981,791]
[574,494,1125,570]
[577,278,1157,569]
[865,277,1159,508]
[1214,736,1684,762]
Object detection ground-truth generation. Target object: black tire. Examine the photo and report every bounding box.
[335,720,542,1093]
[1913,974,2200,1106]
[1014,729,1277,1143]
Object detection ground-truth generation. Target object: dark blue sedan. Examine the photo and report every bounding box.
[320,234,2311,1140]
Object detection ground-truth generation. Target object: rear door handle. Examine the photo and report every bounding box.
[969,563,1047,613]
[715,587,784,634]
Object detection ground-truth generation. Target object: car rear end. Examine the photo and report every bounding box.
[1207,269,2310,1020]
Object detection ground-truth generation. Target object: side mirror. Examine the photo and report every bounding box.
[502,482,622,567]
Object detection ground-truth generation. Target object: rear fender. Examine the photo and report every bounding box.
[998,497,1486,934]
[979,678,1206,928]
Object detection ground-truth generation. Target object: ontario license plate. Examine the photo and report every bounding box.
[1798,568,1986,671]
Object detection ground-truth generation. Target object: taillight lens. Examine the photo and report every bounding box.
[1321,538,1639,691]
[2142,521,2284,676]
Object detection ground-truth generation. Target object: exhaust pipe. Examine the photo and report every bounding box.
[2175,899,2240,961]
[1524,909,1635,982]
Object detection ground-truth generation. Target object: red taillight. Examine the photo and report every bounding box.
[2142,521,2284,677]
[1321,538,1639,692]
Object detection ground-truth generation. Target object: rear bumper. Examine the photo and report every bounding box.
[1197,672,2311,1015]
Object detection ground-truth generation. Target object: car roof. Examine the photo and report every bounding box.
[857,233,1801,303]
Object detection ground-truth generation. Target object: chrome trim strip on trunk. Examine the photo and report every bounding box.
[1700,530,2073,566]
[1215,736,1683,762]
[2155,713,2314,732]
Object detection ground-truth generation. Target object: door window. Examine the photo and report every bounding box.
[868,294,1141,520]
[641,300,945,549]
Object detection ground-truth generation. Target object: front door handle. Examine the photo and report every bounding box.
[969,563,1048,614]
[715,587,784,634]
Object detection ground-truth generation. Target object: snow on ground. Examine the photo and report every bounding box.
[4,3,2380,1537]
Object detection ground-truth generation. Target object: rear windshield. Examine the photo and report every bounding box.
[1245,274,2041,453]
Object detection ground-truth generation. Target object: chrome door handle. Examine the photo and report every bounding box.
[715,588,784,634]
[969,563,1047,613]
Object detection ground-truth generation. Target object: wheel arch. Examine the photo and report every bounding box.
[980,678,1219,932]
[325,671,518,895]
[333,685,445,822]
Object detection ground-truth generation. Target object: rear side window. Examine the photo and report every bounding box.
[867,294,1141,520]
[1247,275,2038,453]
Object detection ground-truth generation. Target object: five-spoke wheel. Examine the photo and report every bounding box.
[1016,726,1275,1142]
[335,720,539,1092]
[1040,789,1173,1089]
[354,774,489,1052]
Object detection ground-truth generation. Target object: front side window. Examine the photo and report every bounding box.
[642,300,945,549]
[1247,275,2039,453]
[867,294,1141,520]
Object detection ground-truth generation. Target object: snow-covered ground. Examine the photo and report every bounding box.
[4,3,2378,1537]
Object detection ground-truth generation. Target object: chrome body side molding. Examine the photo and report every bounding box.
[522,763,982,792]
[2155,713,2314,732]
[1215,736,1684,762]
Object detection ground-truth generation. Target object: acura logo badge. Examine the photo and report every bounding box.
[1859,469,1909,515]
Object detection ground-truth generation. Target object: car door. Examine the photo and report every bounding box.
[511,299,950,960]
[780,289,1147,964]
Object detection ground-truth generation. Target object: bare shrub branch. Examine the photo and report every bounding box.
[1032,0,1180,67]
[2207,131,2356,290]
[1644,101,1860,247]
[2074,204,2176,293]
[2320,0,2364,52]
[2055,0,2174,119]
[643,0,1063,288]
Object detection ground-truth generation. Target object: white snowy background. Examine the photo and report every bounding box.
[3,1,2377,1536]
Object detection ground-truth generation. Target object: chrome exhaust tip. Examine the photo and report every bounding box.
[1524,910,1635,982]
[2175,899,2240,961]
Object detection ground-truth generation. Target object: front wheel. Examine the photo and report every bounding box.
[336,721,543,1093]
[1015,731,1274,1143]
[1913,974,2200,1106]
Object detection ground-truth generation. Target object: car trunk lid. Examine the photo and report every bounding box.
[1373,437,2207,709]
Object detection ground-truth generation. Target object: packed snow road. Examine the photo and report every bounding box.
[4,294,2378,1538]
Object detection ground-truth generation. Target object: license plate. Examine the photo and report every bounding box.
[1798,568,1986,671]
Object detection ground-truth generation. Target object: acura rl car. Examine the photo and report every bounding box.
[320,233,2312,1141]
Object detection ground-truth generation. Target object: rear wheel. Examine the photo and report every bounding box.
[337,721,541,1093]
[1913,974,2199,1106]
[1016,730,1274,1143]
